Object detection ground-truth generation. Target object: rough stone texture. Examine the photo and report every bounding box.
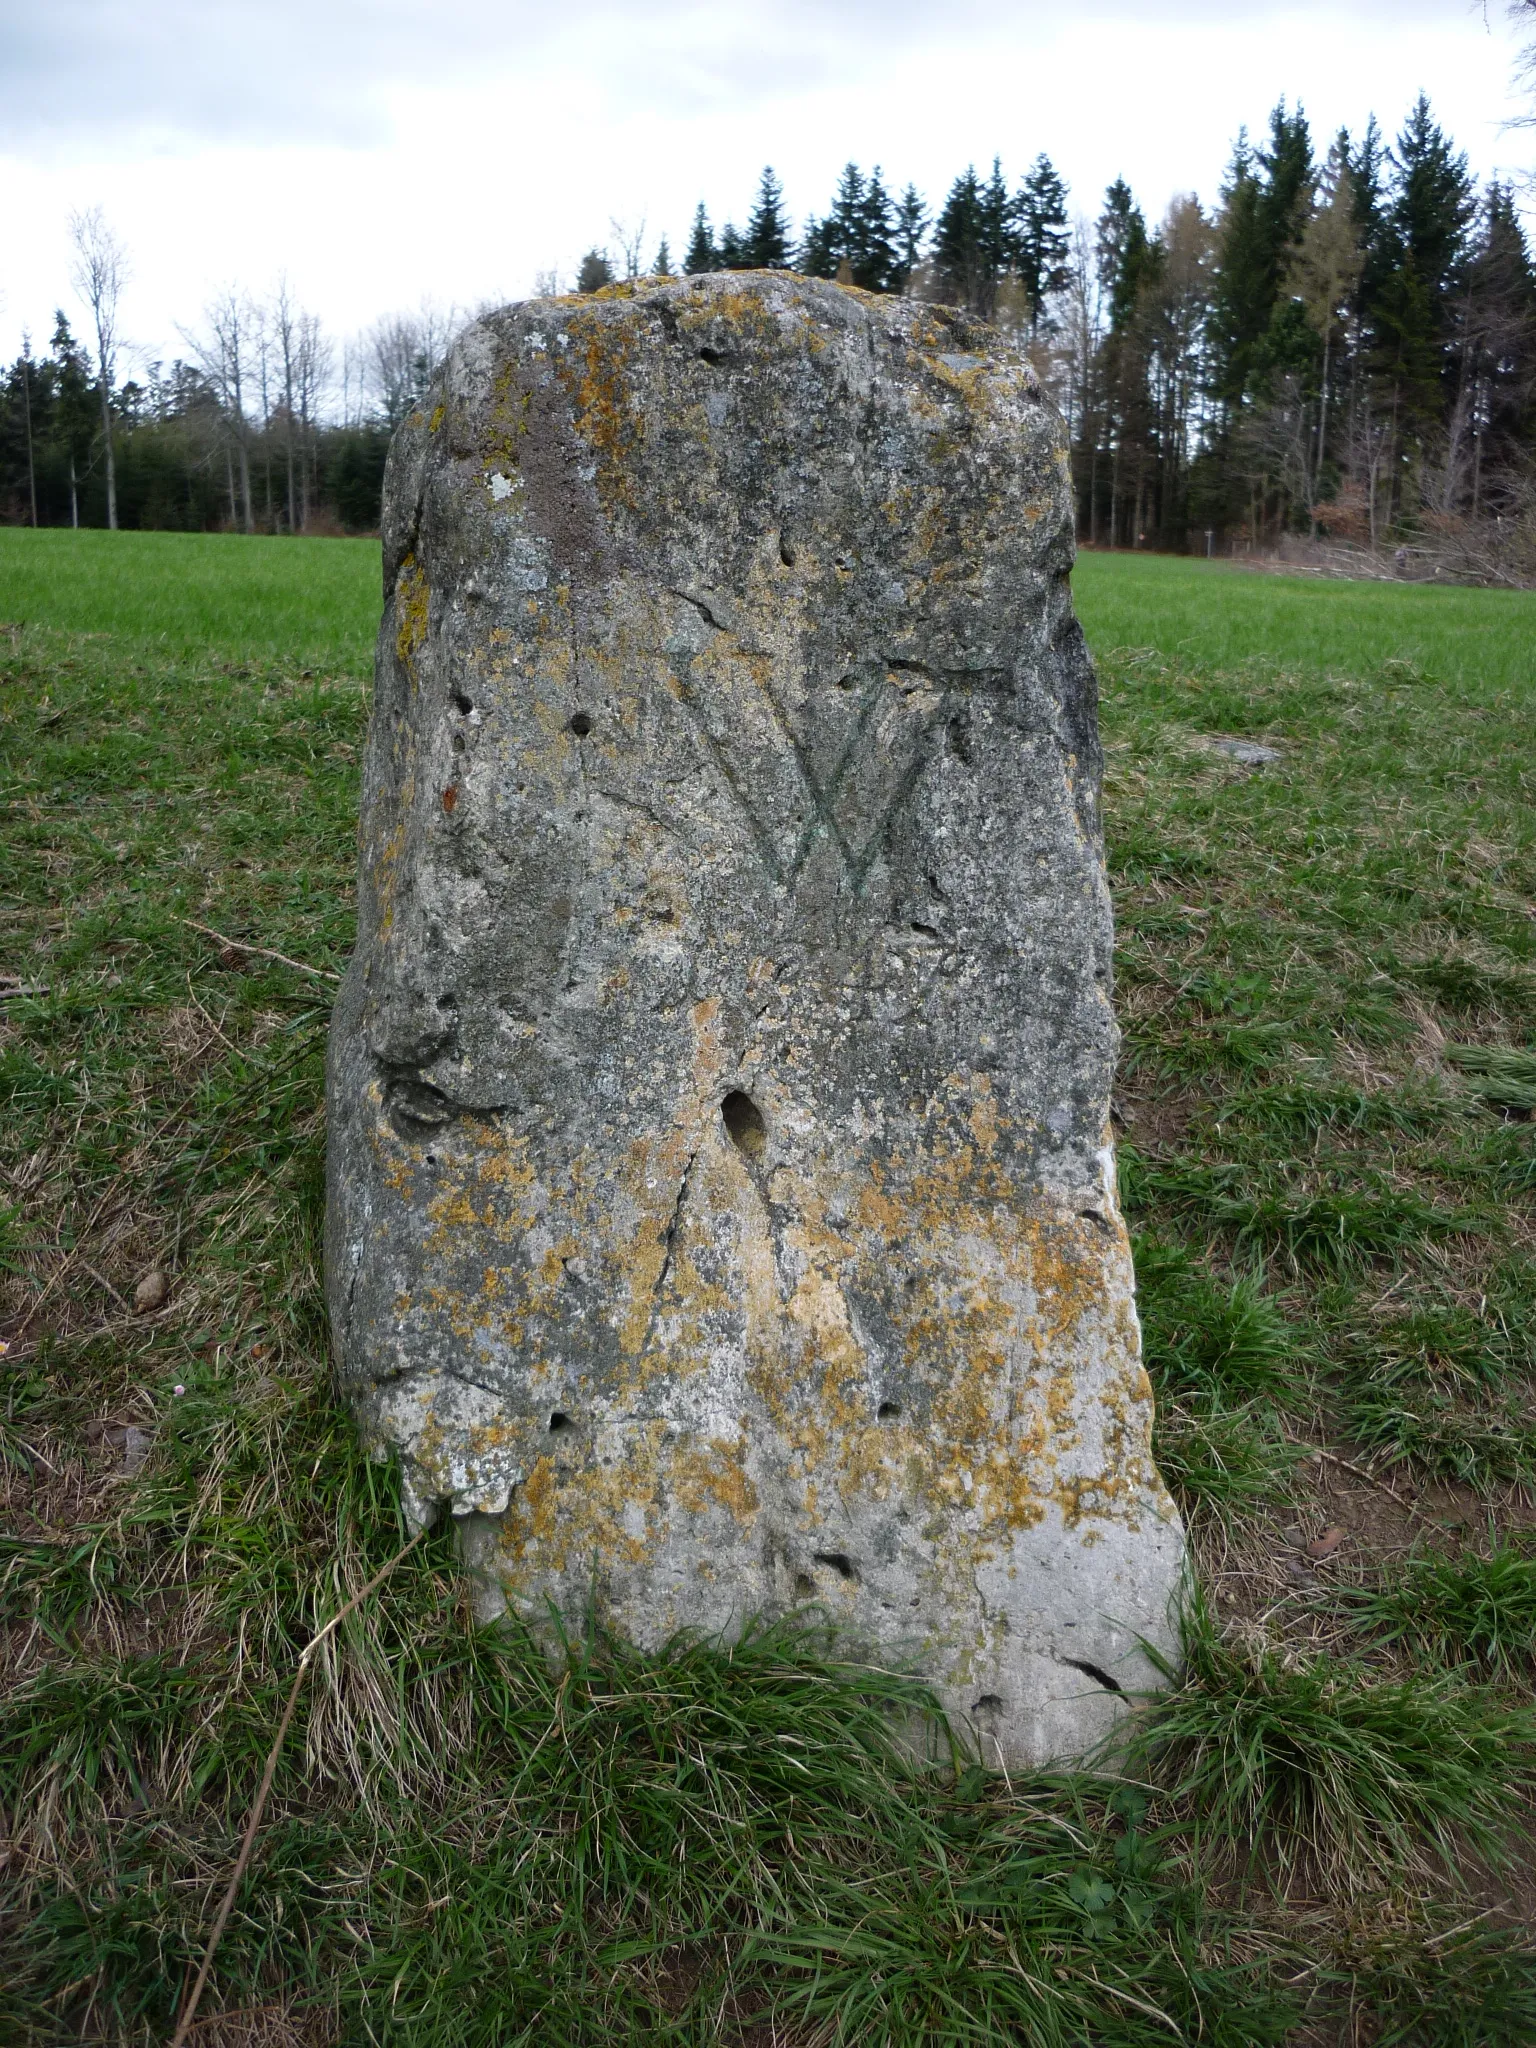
[325,272,1184,1765]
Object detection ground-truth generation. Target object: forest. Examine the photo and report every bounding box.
[2,91,1532,573]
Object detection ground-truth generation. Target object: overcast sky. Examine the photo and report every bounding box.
[2,0,1532,378]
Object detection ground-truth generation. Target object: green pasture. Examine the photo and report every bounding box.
[1073,547,1536,691]
[3,531,1536,2042]
[5,525,1535,686]
[0,527,381,675]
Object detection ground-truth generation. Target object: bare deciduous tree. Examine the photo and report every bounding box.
[365,300,456,428]
[68,207,128,530]
[609,216,648,282]
[179,290,256,532]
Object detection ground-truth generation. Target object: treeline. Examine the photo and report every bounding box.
[593,98,1534,568]
[5,90,1533,564]
[0,271,456,535]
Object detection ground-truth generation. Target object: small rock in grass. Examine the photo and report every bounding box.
[1212,737,1283,767]
[134,1269,169,1313]
[1306,1525,1348,1561]
[121,1426,153,1475]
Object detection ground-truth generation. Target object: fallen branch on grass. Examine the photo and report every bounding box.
[169,1528,426,2048]
[178,917,342,983]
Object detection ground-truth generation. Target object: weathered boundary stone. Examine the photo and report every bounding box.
[325,272,1185,1765]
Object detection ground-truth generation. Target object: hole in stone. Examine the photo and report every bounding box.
[451,733,465,754]
[910,921,940,938]
[877,1400,902,1421]
[569,711,593,736]
[812,1551,857,1582]
[1079,1209,1110,1233]
[548,1411,575,1433]
[384,1075,456,1141]
[697,345,727,365]
[836,671,856,690]
[452,690,474,714]
[793,1573,815,1599]
[779,536,796,567]
[721,1089,766,1157]
[972,1694,1005,1714]
[1059,1657,1124,1695]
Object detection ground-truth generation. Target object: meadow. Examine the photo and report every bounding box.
[2,527,1536,2044]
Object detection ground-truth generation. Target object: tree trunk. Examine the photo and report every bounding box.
[69,454,79,529]
[100,382,117,529]
[21,357,38,527]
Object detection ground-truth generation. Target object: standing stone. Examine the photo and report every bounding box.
[326,272,1184,1765]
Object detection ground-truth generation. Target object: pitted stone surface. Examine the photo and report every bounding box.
[325,271,1184,1765]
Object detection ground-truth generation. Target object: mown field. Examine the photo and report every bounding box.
[2,528,1536,2045]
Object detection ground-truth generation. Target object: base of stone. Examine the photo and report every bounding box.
[450,1498,1184,1772]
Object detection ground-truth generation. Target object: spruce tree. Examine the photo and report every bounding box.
[1377,95,1475,429]
[935,165,1011,316]
[1015,154,1071,333]
[717,222,747,270]
[684,205,719,275]
[855,168,898,291]
[654,234,673,278]
[744,167,791,269]
[892,183,929,291]
[1097,179,1151,334]
[798,213,840,280]
[1208,105,1315,416]
[800,165,896,290]
[577,249,615,293]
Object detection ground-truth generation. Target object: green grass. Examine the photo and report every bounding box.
[0,527,380,674]
[4,534,1536,2041]
[1128,1597,1536,1885]
[1346,1537,1536,1679]
[1072,548,1536,692]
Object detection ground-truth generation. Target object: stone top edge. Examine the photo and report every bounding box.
[452,271,1042,391]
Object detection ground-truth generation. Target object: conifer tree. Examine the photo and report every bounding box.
[798,212,840,280]
[855,168,899,291]
[1375,94,1474,431]
[798,166,907,293]
[718,221,748,270]
[654,234,673,278]
[683,205,719,275]
[1207,105,1315,416]
[577,249,615,293]
[1015,154,1071,333]
[892,183,929,291]
[744,167,791,269]
[934,162,1012,317]
[1097,179,1151,334]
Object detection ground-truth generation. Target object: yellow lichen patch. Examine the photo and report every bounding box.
[394,555,429,680]
[559,310,644,512]
[675,286,785,348]
[668,1434,760,1523]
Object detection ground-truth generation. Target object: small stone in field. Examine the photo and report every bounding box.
[1306,1525,1347,1561]
[134,1269,169,1313]
[1213,737,1283,767]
